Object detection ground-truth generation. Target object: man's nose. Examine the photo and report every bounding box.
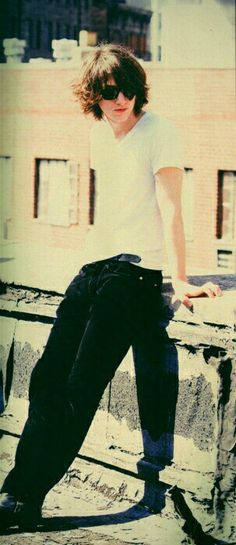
[116,91,127,103]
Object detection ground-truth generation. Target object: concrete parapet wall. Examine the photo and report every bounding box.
[0,275,235,539]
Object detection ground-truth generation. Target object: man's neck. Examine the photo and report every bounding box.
[109,111,145,140]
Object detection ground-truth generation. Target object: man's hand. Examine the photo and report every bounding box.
[172,279,223,309]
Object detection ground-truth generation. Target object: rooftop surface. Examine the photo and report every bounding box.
[0,422,230,545]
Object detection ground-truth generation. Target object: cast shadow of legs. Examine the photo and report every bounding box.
[0,503,152,535]
[133,319,179,514]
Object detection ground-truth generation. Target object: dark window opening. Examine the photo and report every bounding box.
[89,168,95,225]
[217,170,236,240]
[36,20,41,49]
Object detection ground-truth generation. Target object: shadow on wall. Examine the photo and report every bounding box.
[133,313,178,513]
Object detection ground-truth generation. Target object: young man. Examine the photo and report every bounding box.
[0,43,221,530]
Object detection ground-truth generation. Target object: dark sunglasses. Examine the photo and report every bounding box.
[101,85,136,101]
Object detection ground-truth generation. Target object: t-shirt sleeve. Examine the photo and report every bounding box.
[151,121,184,174]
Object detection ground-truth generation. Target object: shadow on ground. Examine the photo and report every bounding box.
[0,503,232,545]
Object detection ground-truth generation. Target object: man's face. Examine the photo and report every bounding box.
[99,78,136,124]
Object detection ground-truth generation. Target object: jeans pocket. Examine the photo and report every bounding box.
[105,261,135,278]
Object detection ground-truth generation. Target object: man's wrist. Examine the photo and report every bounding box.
[171,276,188,286]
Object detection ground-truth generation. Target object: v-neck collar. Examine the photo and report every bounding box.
[105,111,149,145]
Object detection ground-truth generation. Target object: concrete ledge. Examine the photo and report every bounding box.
[0,276,235,540]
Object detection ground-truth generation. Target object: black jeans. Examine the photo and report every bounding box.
[1,257,163,504]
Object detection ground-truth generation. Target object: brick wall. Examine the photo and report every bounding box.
[0,63,235,273]
[147,67,236,271]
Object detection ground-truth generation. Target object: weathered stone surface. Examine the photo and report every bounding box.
[109,367,141,432]
[0,316,16,411]
[0,277,235,541]
[12,320,51,398]
[0,433,232,544]
[213,353,236,539]
[175,373,215,449]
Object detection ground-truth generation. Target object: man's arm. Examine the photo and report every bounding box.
[155,167,222,309]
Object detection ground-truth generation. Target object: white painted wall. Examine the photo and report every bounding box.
[148,0,235,67]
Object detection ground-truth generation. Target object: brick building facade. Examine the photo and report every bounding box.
[0,61,235,273]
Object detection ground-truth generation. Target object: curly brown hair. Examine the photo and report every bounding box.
[72,43,149,120]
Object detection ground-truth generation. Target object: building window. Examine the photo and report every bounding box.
[11,13,21,39]
[65,25,70,38]
[26,18,34,49]
[217,249,235,271]
[217,171,236,240]
[0,157,12,240]
[36,20,41,49]
[182,168,194,241]
[56,22,61,39]
[11,16,17,37]
[48,21,53,48]
[34,159,78,226]
[157,45,162,61]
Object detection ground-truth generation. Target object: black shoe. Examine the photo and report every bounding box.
[0,493,42,531]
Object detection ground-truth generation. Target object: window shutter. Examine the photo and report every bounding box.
[68,161,79,225]
[38,159,50,221]
[222,172,236,240]
[48,160,70,226]
[36,159,79,226]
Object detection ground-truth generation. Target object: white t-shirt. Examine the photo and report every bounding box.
[82,111,184,270]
